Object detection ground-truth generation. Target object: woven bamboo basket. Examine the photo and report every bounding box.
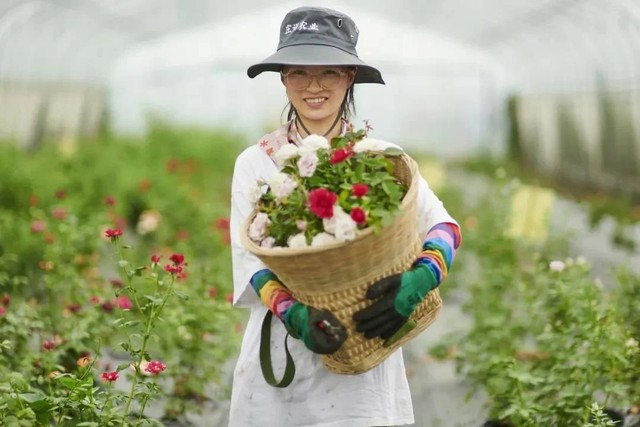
[241,153,442,374]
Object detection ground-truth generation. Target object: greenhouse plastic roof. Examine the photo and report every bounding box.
[2,0,640,90]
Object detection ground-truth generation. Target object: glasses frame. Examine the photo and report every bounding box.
[280,68,355,90]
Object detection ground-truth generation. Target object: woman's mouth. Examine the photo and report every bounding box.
[305,97,328,106]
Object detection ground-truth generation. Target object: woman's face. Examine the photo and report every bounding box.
[281,65,355,125]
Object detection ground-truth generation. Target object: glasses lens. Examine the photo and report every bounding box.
[285,70,345,90]
[319,71,343,89]
[286,72,310,90]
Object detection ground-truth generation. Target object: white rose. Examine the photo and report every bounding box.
[353,137,383,153]
[268,172,294,200]
[274,176,297,200]
[300,135,330,153]
[274,144,299,167]
[297,151,318,177]
[248,212,270,242]
[311,232,336,247]
[322,205,349,235]
[260,236,276,248]
[333,215,357,243]
[249,183,265,206]
[287,233,308,248]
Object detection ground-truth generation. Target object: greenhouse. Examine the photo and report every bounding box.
[1,0,639,426]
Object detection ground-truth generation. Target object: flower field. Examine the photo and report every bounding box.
[1,124,639,426]
[0,124,245,425]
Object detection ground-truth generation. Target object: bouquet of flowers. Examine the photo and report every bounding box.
[247,126,408,249]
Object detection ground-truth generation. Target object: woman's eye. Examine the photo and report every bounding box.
[289,70,307,76]
[322,70,340,76]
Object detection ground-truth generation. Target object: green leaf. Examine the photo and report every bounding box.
[384,147,404,156]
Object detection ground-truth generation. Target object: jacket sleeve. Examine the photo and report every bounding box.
[229,146,270,308]
[415,174,458,241]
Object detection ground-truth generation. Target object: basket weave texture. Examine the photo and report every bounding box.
[241,153,442,374]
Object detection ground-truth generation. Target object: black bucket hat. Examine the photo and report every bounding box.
[247,6,384,84]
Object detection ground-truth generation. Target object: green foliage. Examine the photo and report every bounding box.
[0,123,245,424]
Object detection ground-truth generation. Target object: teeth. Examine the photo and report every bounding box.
[306,98,326,104]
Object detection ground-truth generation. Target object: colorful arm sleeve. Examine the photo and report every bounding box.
[250,269,297,321]
[414,222,462,284]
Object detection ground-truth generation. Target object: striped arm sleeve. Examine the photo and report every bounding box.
[414,222,461,284]
[250,269,297,321]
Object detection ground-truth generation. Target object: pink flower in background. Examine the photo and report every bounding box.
[0,306,6,317]
[225,293,234,304]
[101,371,119,382]
[151,255,161,265]
[2,293,10,307]
[31,220,46,233]
[55,189,66,200]
[117,295,133,310]
[52,207,67,220]
[208,286,218,299]
[104,195,116,206]
[145,360,167,375]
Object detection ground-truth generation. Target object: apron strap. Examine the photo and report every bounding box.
[259,311,296,388]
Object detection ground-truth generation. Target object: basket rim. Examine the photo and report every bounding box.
[241,153,418,258]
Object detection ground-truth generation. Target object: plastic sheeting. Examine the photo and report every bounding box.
[107,3,503,156]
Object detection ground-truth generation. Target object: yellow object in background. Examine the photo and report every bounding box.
[418,158,446,192]
[506,184,556,242]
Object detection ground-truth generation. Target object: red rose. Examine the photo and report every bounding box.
[329,147,353,165]
[352,184,369,197]
[169,254,185,265]
[350,207,367,224]
[307,188,338,219]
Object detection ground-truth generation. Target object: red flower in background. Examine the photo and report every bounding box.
[352,184,370,197]
[0,306,6,317]
[145,360,167,375]
[307,188,338,219]
[104,229,123,240]
[101,371,119,382]
[165,158,180,173]
[104,195,116,207]
[214,217,230,231]
[2,293,10,307]
[43,340,56,351]
[164,264,183,275]
[169,254,185,266]
[151,255,161,265]
[55,189,66,200]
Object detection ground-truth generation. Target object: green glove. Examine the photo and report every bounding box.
[352,264,438,340]
[284,301,347,354]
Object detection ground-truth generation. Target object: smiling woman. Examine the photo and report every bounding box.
[228,5,461,427]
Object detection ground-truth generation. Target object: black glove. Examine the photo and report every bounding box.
[353,264,437,340]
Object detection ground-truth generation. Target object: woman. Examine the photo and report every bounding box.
[228,6,461,427]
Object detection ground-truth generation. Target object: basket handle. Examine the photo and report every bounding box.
[260,311,296,388]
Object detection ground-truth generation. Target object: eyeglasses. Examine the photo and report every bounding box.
[281,68,352,90]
